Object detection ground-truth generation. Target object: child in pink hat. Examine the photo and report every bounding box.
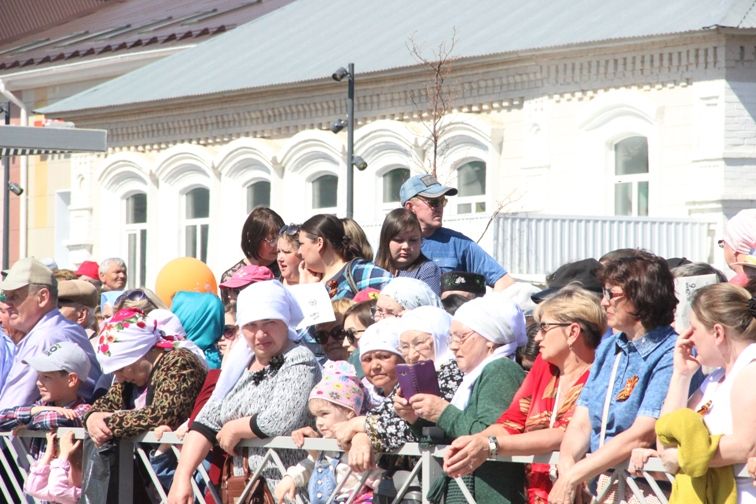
[275,361,380,503]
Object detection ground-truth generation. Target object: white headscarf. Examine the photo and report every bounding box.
[359,318,403,359]
[400,306,453,367]
[211,280,303,401]
[379,277,442,311]
[450,293,526,410]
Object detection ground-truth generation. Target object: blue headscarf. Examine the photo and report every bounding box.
[171,291,224,369]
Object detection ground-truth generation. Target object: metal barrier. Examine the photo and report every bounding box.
[0,429,751,504]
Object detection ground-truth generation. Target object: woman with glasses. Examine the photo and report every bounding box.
[443,286,605,504]
[375,208,442,294]
[313,299,353,362]
[298,214,391,300]
[548,251,678,504]
[219,207,284,306]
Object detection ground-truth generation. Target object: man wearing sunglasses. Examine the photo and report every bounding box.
[400,174,513,291]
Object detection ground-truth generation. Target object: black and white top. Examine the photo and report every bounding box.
[192,344,321,479]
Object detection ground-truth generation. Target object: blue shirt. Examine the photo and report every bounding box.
[0,330,14,391]
[397,257,442,295]
[421,227,507,286]
[0,309,101,409]
[577,325,676,453]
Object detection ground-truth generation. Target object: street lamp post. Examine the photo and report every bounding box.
[2,102,10,270]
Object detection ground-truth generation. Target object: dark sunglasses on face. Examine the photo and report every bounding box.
[315,327,365,345]
[223,324,238,338]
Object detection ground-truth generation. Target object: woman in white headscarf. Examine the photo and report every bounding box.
[168,281,321,504]
[372,277,442,320]
[407,294,527,504]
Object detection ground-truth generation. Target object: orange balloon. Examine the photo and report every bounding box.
[154,257,218,307]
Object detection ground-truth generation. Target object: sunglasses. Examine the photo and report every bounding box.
[279,223,301,236]
[416,196,447,209]
[222,324,238,339]
[315,327,364,345]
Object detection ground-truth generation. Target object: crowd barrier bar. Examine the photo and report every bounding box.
[0,429,750,504]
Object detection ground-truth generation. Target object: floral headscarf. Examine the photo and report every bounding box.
[95,308,169,374]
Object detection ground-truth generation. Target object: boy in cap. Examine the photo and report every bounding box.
[0,341,92,431]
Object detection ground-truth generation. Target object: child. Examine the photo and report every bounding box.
[0,341,92,431]
[24,430,82,503]
[275,361,380,504]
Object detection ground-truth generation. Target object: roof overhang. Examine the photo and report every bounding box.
[0,125,107,156]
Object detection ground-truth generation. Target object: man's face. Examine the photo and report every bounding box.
[405,195,446,236]
[58,302,87,327]
[3,285,46,333]
[100,264,127,291]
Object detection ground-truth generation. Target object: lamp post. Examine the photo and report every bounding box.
[331,63,367,218]
[2,102,10,270]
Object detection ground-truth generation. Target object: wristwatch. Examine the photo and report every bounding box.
[487,435,498,458]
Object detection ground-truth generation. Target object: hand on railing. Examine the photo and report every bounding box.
[85,412,113,445]
[347,432,374,472]
[59,430,81,461]
[216,417,249,455]
[290,425,319,448]
[442,435,489,477]
[275,475,297,503]
[658,446,680,474]
[628,447,657,476]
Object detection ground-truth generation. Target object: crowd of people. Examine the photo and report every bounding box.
[0,175,754,504]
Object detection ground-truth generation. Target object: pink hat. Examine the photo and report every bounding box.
[76,260,100,280]
[352,288,380,304]
[219,264,274,289]
[724,209,756,255]
[308,361,366,415]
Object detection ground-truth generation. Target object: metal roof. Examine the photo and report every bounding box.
[0,125,107,156]
[41,0,756,115]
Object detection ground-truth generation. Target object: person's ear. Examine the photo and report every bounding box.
[712,323,726,344]
[316,236,325,252]
[66,373,80,389]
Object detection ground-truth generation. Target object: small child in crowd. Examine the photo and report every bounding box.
[24,430,83,503]
[0,341,92,432]
[275,361,380,504]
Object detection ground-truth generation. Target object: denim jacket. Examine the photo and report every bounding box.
[577,325,676,453]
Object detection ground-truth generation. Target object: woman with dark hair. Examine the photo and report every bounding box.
[375,208,441,294]
[298,214,391,300]
[219,207,284,304]
[548,251,679,504]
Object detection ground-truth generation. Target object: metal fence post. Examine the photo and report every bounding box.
[420,446,442,503]
[118,438,134,504]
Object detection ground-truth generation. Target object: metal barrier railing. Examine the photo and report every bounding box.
[0,429,751,504]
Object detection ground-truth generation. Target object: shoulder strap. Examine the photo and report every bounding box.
[344,259,359,296]
[599,351,622,448]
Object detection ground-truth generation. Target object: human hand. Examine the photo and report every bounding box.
[174,420,190,440]
[747,457,756,486]
[443,435,489,477]
[628,447,656,476]
[332,417,361,450]
[42,431,57,463]
[409,394,449,423]
[275,475,297,503]
[31,406,78,420]
[59,430,81,459]
[167,477,194,504]
[153,425,172,440]
[393,392,418,424]
[216,417,249,455]
[548,472,578,504]
[348,433,374,473]
[659,446,680,474]
[85,412,113,445]
[298,262,323,284]
[673,328,701,377]
[291,426,320,448]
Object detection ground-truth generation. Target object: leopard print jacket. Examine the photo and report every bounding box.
[87,348,207,438]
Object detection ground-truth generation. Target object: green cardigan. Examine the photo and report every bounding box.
[433,357,526,504]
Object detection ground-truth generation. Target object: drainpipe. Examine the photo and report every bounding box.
[0,78,29,261]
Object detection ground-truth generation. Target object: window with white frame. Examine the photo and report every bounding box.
[455,161,486,214]
[184,187,210,262]
[246,180,271,213]
[613,136,649,216]
[125,192,147,289]
[382,168,410,203]
[312,174,337,209]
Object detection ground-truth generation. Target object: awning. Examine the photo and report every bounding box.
[0,125,107,156]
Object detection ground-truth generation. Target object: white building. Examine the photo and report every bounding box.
[38,0,756,285]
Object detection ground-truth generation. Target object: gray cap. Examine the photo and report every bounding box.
[0,258,54,291]
[25,341,91,379]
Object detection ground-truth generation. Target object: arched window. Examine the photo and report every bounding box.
[125,192,147,288]
[312,174,337,209]
[247,180,271,212]
[456,161,486,214]
[382,168,410,203]
[184,187,210,262]
[613,136,649,216]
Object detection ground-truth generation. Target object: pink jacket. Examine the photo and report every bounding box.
[23,459,81,504]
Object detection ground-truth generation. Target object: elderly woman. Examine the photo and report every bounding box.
[171,291,224,369]
[401,293,526,503]
[631,283,756,502]
[82,308,207,501]
[167,280,321,504]
[548,251,678,504]
[373,277,442,321]
[298,214,391,300]
[443,286,606,503]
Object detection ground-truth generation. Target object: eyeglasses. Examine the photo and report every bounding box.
[537,322,571,333]
[416,196,447,209]
[315,327,349,344]
[717,239,726,249]
[279,223,300,236]
[222,324,238,339]
[399,337,434,353]
[448,330,475,345]
[602,287,625,301]
[262,235,278,246]
[344,328,364,345]
[371,305,401,320]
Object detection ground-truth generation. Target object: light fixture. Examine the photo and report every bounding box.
[332,67,350,82]
[8,182,22,196]
[330,118,346,134]
[352,156,368,171]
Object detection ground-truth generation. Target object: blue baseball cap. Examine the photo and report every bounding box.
[399,174,458,205]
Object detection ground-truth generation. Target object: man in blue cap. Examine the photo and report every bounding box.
[400,174,513,291]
